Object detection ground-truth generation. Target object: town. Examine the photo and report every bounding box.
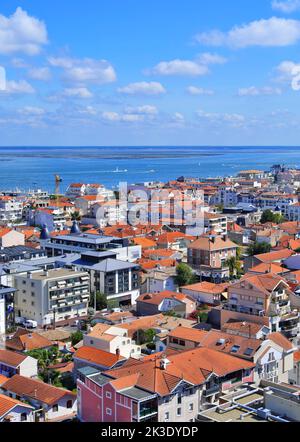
[1,165,300,423]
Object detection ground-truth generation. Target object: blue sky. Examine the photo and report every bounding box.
[1,0,300,145]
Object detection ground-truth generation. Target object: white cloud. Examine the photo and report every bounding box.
[197,109,245,126]
[78,106,98,115]
[48,56,116,84]
[18,106,45,115]
[124,105,158,115]
[148,59,209,76]
[238,86,282,96]
[117,81,166,95]
[147,53,226,77]
[0,7,48,55]
[28,67,51,81]
[272,0,300,13]
[186,86,215,95]
[196,17,300,47]
[62,87,93,98]
[276,60,300,79]
[4,80,35,94]
[101,111,144,123]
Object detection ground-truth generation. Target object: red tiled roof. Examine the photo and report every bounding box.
[0,349,27,367]
[74,346,124,367]
[2,375,75,406]
[0,393,33,418]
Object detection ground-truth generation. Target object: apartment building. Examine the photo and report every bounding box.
[41,231,141,262]
[77,348,255,422]
[188,234,238,282]
[0,286,16,334]
[73,258,140,307]
[222,274,300,341]
[0,197,23,225]
[13,268,90,326]
[204,212,228,235]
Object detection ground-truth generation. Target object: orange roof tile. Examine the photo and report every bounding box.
[74,346,124,367]
[0,393,33,417]
[2,375,75,406]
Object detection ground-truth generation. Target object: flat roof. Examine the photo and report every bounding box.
[122,387,156,401]
[18,268,88,281]
[52,234,118,245]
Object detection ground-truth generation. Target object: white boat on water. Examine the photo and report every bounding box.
[113,167,128,173]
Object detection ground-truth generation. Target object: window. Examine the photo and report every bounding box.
[177,408,182,416]
[106,391,112,399]
[231,345,240,353]
[178,396,182,404]
[189,403,194,412]
[106,408,112,416]
[66,400,73,409]
[244,348,254,357]
[53,404,58,412]
[165,412,170,421]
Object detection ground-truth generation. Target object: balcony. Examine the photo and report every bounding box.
[204,385,220,397]
[139,408,158,419]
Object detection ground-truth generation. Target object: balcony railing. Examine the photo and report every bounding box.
[204,385,220,397]
[139,408,158,418]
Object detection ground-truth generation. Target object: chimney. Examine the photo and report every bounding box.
[160,356,170,370]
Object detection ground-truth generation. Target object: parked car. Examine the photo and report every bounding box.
[23,320,38,329]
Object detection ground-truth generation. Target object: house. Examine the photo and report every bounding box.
[247,262,290,277]
[1,374,77,422]
[188,234,238,282]
[73,346,125,376]
[143,267,178,294]
[5,328,52,352]
[0,229,25,248]
[0,349,38,378]
[222,320,270,339]
[167,327,295,385]
[244,249,294,274]
[0,393,34,422]
[77,347,255,422]
[156,232,194,253]
[136,291,196,318]
[222,274,300,341]
[83,323,142,359]
[181,281,228,306]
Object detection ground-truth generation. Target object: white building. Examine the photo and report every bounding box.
[13,268,90,326]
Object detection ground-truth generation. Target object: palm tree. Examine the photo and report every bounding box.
[71,211,81,221]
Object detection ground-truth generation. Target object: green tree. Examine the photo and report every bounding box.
[175,263,197,287]
[261,209,285,225]
[247,242,271,256]
[71,210,81,221]
[70,331,83,346]
[89,292,108,311]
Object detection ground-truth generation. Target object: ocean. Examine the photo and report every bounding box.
[0,146,300,193]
